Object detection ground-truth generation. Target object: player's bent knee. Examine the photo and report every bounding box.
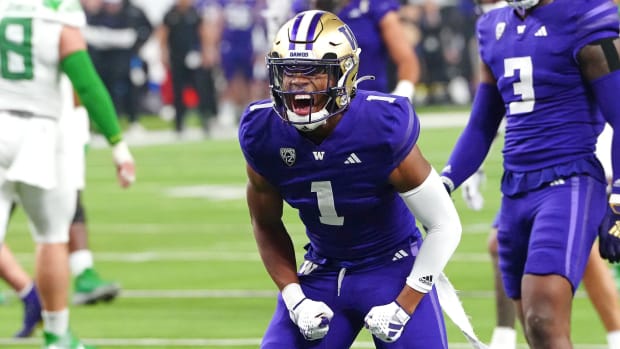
[523,310,555,345]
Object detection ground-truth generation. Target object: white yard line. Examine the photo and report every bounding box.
[1,288,588,301]
[0,338,604,348]
[10,221,492,236]
[12,250,491,263]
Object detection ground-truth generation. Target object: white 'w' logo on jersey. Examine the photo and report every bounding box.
[313,151,325,160]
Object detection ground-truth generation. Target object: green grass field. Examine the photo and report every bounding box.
[0,120,611,348]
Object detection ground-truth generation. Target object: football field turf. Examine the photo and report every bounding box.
[0,119,612,348]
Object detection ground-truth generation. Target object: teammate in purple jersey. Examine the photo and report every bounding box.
[205,0,265,127]
[440,0,620,348]
[239,10,463,348]
[294,0,419,100]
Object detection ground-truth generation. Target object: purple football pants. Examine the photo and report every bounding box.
[497,175,607,299]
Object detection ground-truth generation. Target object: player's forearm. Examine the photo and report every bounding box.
[252,223,299,290]
[441,83,504,191]
[60,50,122,145]
[400,169,462,295]
[591,70,620,197]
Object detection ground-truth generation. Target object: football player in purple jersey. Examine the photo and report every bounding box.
[294,0,419,101]
[440,0,620,347]
[239,10,463,348]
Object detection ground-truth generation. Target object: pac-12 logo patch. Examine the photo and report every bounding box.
[280,148,296,167]
[496,22,506,40]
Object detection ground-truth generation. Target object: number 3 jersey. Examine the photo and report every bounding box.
[477,0,619,177]
[0,0,85,119]
[239,90,422,262]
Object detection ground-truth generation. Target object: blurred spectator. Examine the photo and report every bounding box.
[82,0,153,133]
[416,0,449,104]
[158,0,217,136]
[202,0,267,129]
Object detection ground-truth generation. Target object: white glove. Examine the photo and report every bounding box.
[289,298,334,340]
[391,80,415,102]
[364,301,410,343]
[461,168,485,211]
[282,283,334,341]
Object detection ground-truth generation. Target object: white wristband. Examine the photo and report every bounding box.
[112,141,133,165]
[281,283,305,310]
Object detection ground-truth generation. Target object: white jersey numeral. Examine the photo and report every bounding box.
[311,181,344,226]
[504,56,534,115]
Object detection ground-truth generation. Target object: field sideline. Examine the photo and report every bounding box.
[0,111,613,348]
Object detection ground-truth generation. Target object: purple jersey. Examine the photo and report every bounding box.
[477,0,618,176]
[338,0,401,92]
[239,90,422,263]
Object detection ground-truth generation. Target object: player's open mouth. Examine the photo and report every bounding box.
[291,94,313,115]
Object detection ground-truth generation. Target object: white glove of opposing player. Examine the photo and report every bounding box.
[364,301,410,343]
[282,283,334,341]
[461,168,485,211]
[391,80,415,102]
[112,141,136,188]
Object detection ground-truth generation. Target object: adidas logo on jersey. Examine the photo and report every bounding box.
[534,26,548,37]
[299,260,319,275]
[344,153,362,164]
[392,249,409,261]
[419,275,433,286]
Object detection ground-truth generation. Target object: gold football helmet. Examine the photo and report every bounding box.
[267,10,360,131]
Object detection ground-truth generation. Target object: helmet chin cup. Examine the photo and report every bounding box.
[506,0,539,12]
[287,108,329,132]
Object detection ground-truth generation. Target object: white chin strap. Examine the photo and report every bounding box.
[286,108,329,132]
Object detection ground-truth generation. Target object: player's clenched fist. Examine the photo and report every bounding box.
[600,194,620,263]
[282,283,334,340]
[364,301,411,343]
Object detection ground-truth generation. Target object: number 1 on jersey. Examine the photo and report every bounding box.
[311,181,344,226]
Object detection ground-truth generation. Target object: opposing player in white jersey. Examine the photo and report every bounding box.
[0,0,135,348]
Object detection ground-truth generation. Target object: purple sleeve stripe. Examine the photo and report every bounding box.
[577,0,617,24]
[582,14,619,31]
[395,102,420,157]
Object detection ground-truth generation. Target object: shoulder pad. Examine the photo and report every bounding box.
[2,0,86,27]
